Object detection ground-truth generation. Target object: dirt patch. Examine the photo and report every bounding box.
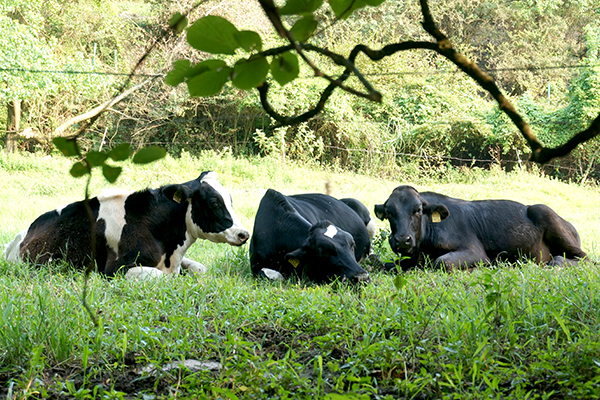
[0,356,205,399]
[245,324,320,361]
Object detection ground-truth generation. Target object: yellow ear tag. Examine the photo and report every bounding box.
[431,211,441,223]
[288,258,300,268]
[173,193,182,204]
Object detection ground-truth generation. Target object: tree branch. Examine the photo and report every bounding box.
[54,78,157,137]
[416,0,600,163]
[257,0,382,102]
[257,41,438,125]
[255,0,600,163]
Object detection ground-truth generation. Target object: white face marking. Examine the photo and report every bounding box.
[187,172,249,246]
[324,225,338,239]
[97,189,132,257]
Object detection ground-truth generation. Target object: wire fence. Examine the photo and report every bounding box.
[1,62,598,80]
[3,58,599,181]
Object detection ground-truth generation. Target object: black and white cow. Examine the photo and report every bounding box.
[250,189,372,283]
[4,171,249,279]
[375,185,587,271]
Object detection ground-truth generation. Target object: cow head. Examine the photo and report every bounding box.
[162,171,249,246]
[375,186,449,256]
[284,221,370,283]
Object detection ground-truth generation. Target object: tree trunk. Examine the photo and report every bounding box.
[5,98,21,153]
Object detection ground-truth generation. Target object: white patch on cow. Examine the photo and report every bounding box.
[125,266,165,280]
[3,228,28,263]
[97,189,132,257]
[154,253,168,272]
[260,268,284,281]
[188,172,249,246]
[171,233,196,275]
[324,224,338,238]
[55,204,69,216]
[366,218,376,240]
[181,257,207,275]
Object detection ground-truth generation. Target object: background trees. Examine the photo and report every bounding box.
[2,0,599,181]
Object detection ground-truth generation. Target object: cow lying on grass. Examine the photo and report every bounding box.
[250,189,372,283]
[375,185,587,271]
[4,171,249,279]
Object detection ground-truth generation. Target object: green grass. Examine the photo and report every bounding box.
[1,152,599,399]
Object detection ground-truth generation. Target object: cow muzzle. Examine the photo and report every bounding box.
[343,267,370,284]
[226,228,250,246]
[390,234,414,253]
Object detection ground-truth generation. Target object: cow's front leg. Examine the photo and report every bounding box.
[125,266,165,280]
[434,247,490,271]
[181,257,207,275]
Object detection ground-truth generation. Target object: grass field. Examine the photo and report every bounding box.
[1,151,599,399]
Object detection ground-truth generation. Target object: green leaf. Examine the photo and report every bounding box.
[86,151,108,167]
[270,52,299,86]
[232,57,269,90]
[234,30,262,52]
[290,15,318,42]
[166,59,228,86]
[187,16,240,55]
[53,137,79,157]
[70,161,89,178]
[102,164,122,183]
[280,0,324,15]
[393,274,407,291]
[169,12,188,33]
[193,59,228,71]
[165,60,192,86]
[187,67,232,97]
[107,143,131,161]
[132,146,167,164]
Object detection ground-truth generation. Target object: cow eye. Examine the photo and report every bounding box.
[209,198,220,208]
[414,207,423,215]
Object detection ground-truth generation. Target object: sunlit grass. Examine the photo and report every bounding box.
[1,151,599,399]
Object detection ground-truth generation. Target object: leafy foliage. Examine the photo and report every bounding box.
[52,139,165,183]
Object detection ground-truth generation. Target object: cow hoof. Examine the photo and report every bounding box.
[352,272,370,283]
[363,253,385,271]
[125,267,164,280]
[383,262,398,272]
[259,268,284,281]
[547,255,565,267]
[187,261,207,275]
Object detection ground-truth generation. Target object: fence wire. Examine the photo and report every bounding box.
[1,62,598,80]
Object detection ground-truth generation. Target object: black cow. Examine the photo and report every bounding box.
[4,171,249,279]
[340,198,376,240]
[249,189,371,283]
[375,185,587,270]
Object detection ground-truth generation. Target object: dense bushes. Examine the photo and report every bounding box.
[3,0,600,183]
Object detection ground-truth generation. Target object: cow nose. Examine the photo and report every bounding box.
[238,230,250,244]
[393,234,412,247]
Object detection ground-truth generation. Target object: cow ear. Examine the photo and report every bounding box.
[374,204,386,220]
[284,248,304,269]
[162,184,192,204]
[424,203,449,222]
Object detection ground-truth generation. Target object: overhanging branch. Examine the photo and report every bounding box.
[257,0,599,163]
